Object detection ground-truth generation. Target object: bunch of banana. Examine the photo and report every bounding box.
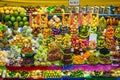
[31,70,43,79]
[115,26,120,38]
[91,71,104,77]
[99,16,107,31]
[111,69,120,77]
[82,14,88,26]
[91,14,99,27]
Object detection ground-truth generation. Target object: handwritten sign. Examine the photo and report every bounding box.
[69,0,80,6]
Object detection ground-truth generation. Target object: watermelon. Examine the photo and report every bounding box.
[13,11,19,17]
[6,21,12,27]
[4,15,10,21]
[24,21,29,26]
[11,16,16,22]
[23,17,28,21]
[16,16,22,21]
[20,12,25,17]
[19,21,24,27]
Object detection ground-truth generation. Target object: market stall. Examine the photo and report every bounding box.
[0,0,120,80]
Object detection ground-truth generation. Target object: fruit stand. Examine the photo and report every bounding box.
[0,0,120,80]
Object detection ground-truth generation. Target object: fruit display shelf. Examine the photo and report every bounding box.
[99,14,120,17]
[2,77,119,80]
[5,64,120,71]
[6,65,62,71]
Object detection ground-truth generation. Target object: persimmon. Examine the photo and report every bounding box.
[83,51,90,59]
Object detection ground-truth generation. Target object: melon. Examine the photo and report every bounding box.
[4,15,10,21]
[11,16,16,22]
[24,21,29,26]
[20,12,25,17]
[13,11,19,17]
[6,21,12,27]
[19,21,24,27]
[16,16,22,21]
[23,17,28,21]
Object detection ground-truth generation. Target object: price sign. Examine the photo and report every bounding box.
[69,0,80,6]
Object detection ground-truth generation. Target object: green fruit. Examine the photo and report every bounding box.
[11,16,16,22]
[20,12,25,17]
[4,15,10,21]
[6,21,12,27]
[23,17,28,22]
[19,21,24,27]
[13,21,18,27]
[0,43,4,48]
[16,16,22,21]
[24,21,29,26]
[13,11,19,17]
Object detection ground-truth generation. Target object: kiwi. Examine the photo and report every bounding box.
[0,43,4,48]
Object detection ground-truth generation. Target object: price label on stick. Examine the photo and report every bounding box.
[69,0,80,6]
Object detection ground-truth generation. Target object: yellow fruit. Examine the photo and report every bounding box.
[0,9,4,14]
[8,7,11,10]
[3,7,7,10]
[9,10,13,14]
[5,10,10,14]
[13,7,17,11]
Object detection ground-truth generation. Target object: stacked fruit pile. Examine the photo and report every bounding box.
[0,24,10,48]
[0,7,29,28]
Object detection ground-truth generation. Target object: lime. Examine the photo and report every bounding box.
[20,12,25,17]
[4,15,10,21]
[24,21,29,26]
[13,11,19,17]
[10,16,16,22]
[16,16,22,21]
[19,21,24,27]
[6,21,12,27]
[23,17,28,22]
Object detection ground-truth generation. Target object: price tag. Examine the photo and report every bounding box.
[69,0,80,6]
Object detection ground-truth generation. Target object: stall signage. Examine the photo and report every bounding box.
[69,0,80,6]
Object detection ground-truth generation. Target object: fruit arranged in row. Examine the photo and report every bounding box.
[43,70,61,78]
[3,11,29,27]
[91,71,103,77]
[70,70,84,78]
[10,34,33,46]
[31,70,43,79]
[111,68,120,77]
[0,7,25,14]
[0,25,10,48]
